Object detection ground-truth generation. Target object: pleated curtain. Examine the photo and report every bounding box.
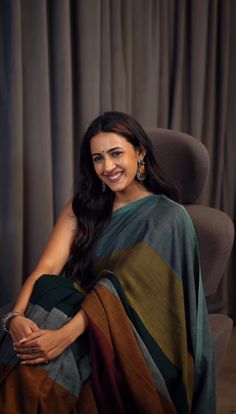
[0,0,235,319]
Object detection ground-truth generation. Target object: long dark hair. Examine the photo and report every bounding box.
[64,111,179,288]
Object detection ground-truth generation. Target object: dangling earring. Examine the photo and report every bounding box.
[136,159,147,181]
[102,181,106,192]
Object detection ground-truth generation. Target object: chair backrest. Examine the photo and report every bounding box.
[145,128,235,297]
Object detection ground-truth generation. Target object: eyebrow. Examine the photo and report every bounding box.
[91,146,123,156]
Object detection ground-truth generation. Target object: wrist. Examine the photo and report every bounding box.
[8,315,25,330]
[60,324,77,346]
[1,311,25,332]
[61,310,88,344]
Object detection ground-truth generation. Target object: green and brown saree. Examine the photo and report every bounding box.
[0,195,216,413]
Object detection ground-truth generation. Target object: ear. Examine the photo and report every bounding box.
[137,145,146,158]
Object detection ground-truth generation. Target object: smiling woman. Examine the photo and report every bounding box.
[67,111,179,288]
[90,132,150,209]
[0,112,216,413]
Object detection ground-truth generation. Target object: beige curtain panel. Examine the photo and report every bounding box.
[0,0,235,319]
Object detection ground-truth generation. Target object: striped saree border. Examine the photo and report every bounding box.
[82,275,187,413]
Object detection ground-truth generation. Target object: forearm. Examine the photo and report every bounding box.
[60,309,89,344]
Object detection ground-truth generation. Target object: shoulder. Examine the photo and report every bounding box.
[135,195,199,255]
[54,199,77,232]
[145,195,198,251]
[150,194,187,217]
[150,195,195,235]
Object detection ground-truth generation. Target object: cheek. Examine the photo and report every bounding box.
[93,163,102,176]
[125,157,138,175]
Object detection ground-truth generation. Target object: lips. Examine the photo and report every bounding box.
[105,172,123,182]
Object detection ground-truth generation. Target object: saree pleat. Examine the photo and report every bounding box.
[82,280,170,414]
[0,195,216,413]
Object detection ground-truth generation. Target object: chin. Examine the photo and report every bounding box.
[107,182,127,192]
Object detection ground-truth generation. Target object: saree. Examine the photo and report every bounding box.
[0,195,216,413]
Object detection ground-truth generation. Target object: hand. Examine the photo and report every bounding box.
[13,328,72,365]
[9,316,40,343]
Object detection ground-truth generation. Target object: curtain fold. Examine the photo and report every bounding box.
[0,0,235,318]
[47,0,74,218]
[0,0,23,305]
[21,0,54,273]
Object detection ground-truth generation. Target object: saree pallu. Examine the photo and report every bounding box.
[0,195,216,413]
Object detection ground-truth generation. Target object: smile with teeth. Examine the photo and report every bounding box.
[105,172,123,182]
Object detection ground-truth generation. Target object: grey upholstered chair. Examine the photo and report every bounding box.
[146,127,235,373]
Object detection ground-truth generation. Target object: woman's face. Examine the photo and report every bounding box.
[90,132,144,194]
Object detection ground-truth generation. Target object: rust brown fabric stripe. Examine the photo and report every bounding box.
[0,364,78,414]
[82,284,177,414]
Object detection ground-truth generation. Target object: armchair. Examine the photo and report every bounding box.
[146,127,235,373]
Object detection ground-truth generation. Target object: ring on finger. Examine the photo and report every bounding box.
[30,347,38,355]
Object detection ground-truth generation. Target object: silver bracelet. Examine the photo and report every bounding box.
[1,311,24,332]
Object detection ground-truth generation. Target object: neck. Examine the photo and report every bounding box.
[113,186,153,210]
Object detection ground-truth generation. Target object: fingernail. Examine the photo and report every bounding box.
[19,338,26,343]
[21,361,26,364]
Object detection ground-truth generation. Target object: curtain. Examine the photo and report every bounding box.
[0,0,235,318]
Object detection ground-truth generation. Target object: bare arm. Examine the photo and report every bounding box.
[13,200,77,314]
[8,200,78,342]
[9,200,89,363]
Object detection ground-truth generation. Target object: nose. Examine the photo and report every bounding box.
[103,156,116,172]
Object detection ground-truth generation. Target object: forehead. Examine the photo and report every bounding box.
[90,132,133,153]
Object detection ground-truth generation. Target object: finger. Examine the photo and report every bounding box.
[14,346,40,356]
[19,351,55,364]
[20,330,46,342]
[17,352,41,360]
[21,357,49,365]
[17,350,44,361]
[20,345,59,363]
[14,340,38,350]
[31,324,40,332]
[14,330,46,345]
[28,320,40,330]
[14,347,35,355]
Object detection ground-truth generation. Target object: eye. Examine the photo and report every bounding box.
[92,155,103,163]
[111,151,123,157]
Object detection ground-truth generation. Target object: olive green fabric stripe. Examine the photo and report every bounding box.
[95,243,186,366]
[98,273,190,414]
[94,243,194,404]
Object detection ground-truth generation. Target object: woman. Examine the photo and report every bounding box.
[0,112,215,413]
